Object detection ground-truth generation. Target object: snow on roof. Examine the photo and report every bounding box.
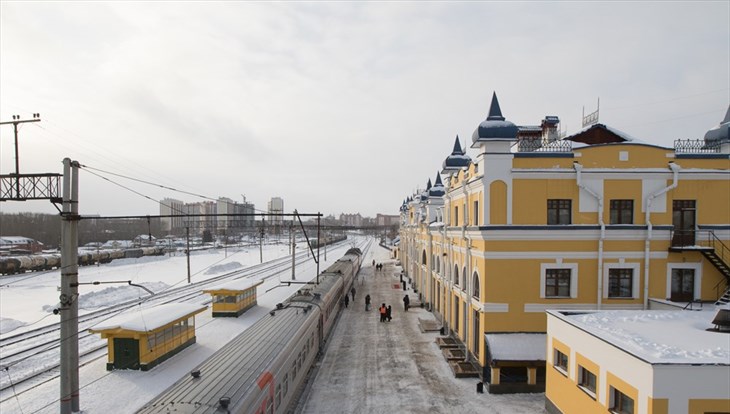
[551,309,730,365]
[89,303,207,333]
[485,333,546,361]
[203,278,264,292]
[0,236,40,244]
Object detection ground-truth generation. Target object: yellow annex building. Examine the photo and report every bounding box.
[398,93,730,394]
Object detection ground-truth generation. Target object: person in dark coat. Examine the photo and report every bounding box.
[365,294,371,311]
[386,305,392,322]
[344,294,349,308]
[403,294,410,311]
[351,286,356,301]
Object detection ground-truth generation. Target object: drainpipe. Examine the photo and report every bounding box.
[644,162,680,309]
[574,162,605,309]
[462,183,469,360]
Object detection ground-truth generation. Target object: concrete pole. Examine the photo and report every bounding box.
[60,158,80,414]
[291,227,296,280]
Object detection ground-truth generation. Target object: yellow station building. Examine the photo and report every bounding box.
[398,94,730,394]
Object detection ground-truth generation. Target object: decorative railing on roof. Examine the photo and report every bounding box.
[514,138,573,153]
[674,139,723,154]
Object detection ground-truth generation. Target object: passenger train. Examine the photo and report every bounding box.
[137,246,363,414]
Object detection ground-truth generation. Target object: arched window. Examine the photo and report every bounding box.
[472,271,480,299]
[422,250,427,266]
[436,256,440,274]
[453,265,459,285]
[462,267,467,289]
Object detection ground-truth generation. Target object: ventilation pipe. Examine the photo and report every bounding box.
[574,162,605,309]
[644,162,680,309]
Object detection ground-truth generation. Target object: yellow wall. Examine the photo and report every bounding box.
[688,399,730,414]
[490,181,507,224]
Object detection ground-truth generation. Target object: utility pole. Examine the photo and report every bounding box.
[289,223,297,280]
[259,219,265,263]
[186,227,191,283]
[59,158,80,414]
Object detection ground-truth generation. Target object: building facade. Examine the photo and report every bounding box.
[545,309,730,414]
[398,93,730,393]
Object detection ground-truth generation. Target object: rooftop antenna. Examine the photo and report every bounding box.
[582,98,600,128]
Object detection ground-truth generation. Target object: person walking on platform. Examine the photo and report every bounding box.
[386,305,392,322]
[403,294,410,311]
[365,294,371,311]
[379,304,387,322]
[344,294,349,308]
[351,287,356,301]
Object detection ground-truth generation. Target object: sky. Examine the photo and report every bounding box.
[1,2,728,218]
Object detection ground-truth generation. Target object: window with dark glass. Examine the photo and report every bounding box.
[611,387,634,414]
[554,349,568,372]
[545,269,571,297]
[548,199,571,225]
[610,200,634,224]
[578,366,597,394]
[454,206,459,226]
[474,200,479,226]
[608,268,633,298]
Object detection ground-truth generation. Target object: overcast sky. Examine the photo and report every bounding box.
[0,2,728,219]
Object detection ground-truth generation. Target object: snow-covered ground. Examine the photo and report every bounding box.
[0,239,356,413]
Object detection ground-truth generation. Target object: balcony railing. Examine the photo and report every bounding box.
[674,139,723,154]
[514,138,573,153]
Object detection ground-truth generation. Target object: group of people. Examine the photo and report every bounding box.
[378,303,392,322]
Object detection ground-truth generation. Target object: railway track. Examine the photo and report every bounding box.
[0,242,351,394]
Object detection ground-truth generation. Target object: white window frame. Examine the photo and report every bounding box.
[665,262,702,301]
[541,262,578,299]
[603,262,640,299]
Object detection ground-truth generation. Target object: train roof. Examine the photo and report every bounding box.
[138,304,316,413]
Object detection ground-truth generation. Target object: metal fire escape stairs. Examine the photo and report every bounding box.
[670,230,730,306]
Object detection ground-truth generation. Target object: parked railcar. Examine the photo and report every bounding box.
[138,247,363,414]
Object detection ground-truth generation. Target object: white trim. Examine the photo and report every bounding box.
[525,303,597,312]
[603,262,641,299]
[665,262,703,300]
[540,262,579,299]
[481,302,509,312]
[472,250,669,260]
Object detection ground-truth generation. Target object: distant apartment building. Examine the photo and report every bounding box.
[160,198,184,233]
[340,213,363,227]
[376,214,399,226]
[160,197,256,235]
[268,197,284,227]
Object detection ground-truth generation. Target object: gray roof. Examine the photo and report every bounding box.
[471,92,519,144]
[442,135,471,173]
[704,105,730,143]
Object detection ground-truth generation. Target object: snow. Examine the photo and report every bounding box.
[202,278,263,292]
[555,309,730,364]
[89,303,207,333]
[485,333,547,361]
[203,260,243,274]
[0,239,546,413]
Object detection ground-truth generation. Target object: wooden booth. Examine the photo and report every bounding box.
[89,303,207,371]
[203,279,264,317]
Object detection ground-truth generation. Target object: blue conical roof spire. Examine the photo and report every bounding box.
[426,178,432,190]
[434,172,443,187]
[452,135,464,155]
[487,92,505,121]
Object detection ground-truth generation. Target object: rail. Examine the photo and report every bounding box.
[704,230,730,267]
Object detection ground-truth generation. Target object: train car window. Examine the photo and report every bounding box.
[283,374,288,397]
[275,384,281,407]
[292,361,297,379]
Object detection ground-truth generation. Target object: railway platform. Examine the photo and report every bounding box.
[296,244,545,414]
